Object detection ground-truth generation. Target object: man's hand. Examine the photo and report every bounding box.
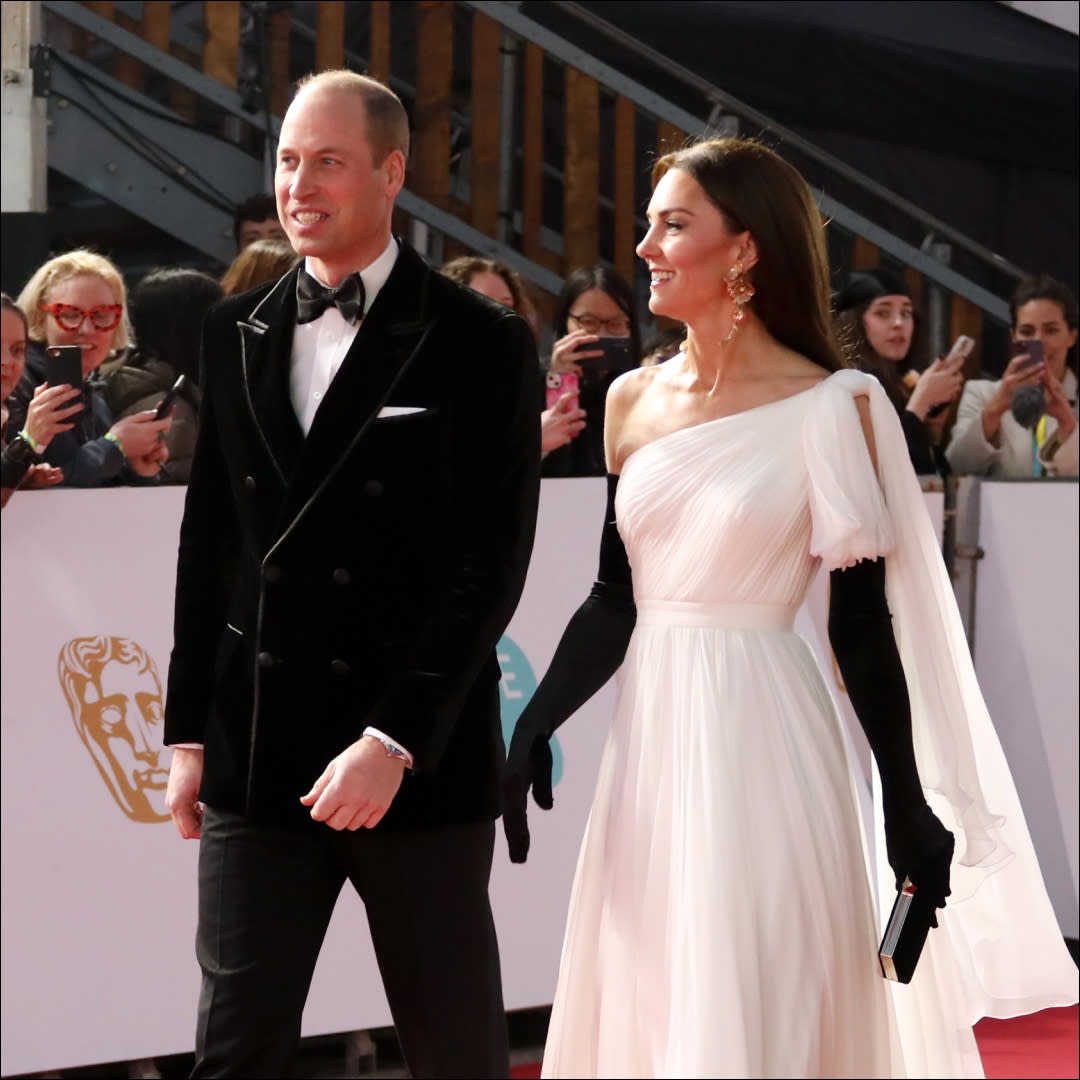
[166,747,205,839]
[300,736,405,830]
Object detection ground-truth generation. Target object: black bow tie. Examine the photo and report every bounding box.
[295,268,366,325]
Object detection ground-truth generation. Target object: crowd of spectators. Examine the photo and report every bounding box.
[1,192,1076,507]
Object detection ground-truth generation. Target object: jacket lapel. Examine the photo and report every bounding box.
[237,268,306,485]
[271,243,437,543]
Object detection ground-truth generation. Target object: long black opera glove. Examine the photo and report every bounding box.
[829,557,955,921]
[503,474,635,863]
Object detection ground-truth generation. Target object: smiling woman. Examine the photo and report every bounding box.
[9,250,172,486]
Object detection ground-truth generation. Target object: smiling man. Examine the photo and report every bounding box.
[163,71,541,1077]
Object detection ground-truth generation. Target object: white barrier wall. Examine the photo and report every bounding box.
[0,480,1075,1074]
[0,482,613,1076]
[970,482,1079,938]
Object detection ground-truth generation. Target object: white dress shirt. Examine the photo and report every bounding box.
[171,235,414,768]
[290,236,399,433]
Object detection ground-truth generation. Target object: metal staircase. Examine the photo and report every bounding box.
[33,0,1021,347]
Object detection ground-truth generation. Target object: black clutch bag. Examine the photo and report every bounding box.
[879,878,935,983]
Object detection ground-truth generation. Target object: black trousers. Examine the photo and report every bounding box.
[192,806,509,1079]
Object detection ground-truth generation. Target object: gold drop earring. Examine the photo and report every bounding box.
[719,261,755,347]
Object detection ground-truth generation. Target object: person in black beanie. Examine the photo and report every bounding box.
[833,267,964,474]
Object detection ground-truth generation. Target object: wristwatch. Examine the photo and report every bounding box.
[365,730,413,769]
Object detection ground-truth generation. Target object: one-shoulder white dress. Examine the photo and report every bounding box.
[540,370,1078,1079]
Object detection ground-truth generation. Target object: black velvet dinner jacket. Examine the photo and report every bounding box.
[164,241,542,829]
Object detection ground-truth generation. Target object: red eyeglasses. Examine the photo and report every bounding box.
[40,303,123,332]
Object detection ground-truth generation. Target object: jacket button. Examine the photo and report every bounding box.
[332,567,351,586]
[244,475,256,492]
[330,658,349,676]
[264,564,282,584]
[364,479,384,497]
[257,651,275,669]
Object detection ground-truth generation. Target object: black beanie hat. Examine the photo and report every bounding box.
[834,268,912,312]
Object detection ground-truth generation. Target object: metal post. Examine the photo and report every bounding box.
[1,0,49,295]
[921,232,952,360]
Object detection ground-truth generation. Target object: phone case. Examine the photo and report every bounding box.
[44,346,83,389]
[546,371,580,410]
[1011,340,1044,369]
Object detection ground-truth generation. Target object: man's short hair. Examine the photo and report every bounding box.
[294,70,410,167]
[233,193,279,249]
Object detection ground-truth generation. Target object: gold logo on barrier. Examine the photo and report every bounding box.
[58,637,169,824]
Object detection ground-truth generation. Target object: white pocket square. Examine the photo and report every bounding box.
[377,406,428,418]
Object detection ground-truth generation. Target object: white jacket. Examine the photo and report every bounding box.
[945,369,1078,478]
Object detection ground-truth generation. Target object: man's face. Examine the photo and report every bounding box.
[237,217,287,251]
[78,657,169,823]
[275,86,404,286]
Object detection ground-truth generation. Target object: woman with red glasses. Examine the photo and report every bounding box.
[11,250,171,485]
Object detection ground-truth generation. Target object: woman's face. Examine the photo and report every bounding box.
[1,308,28,401]
[1014,298,1077,377]
[636,167,743,324]
[41,273,122,377]
[468,271,516,309]
[566,288,631,337]
[861,295,914,363]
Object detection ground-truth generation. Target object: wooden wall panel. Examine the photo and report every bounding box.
[142,1,171,51]
[613,95,637,286]
[521,42,544,262]
[369,1,391,83]
[112,7,142,87]
[269,8,291,117]
[413,2,453,208]
[851,235,879,270]
[564,66,599,271]
[470,11,501,237]
[904,265,923,309]
[203,1,240,89]
[74,0,114,58]
[316,1,345,73]
[656,119,685,157]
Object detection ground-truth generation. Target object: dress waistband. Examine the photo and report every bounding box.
[636,600,797,631]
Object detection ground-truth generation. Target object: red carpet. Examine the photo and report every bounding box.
[509,1005,1079,1079]
[976,1005,1078,1080]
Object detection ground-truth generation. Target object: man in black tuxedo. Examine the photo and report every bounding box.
[164,70,541,1077]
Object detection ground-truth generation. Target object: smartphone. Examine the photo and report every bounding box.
[545,370,579,411]
[1010,339,1044,370]
[944,334,975,368]
[154,374,188,420]
[44,345,84,409]
[575,336,635,373]
[925,335,976,418]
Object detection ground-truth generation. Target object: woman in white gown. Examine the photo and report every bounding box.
[504,139,1078,1079]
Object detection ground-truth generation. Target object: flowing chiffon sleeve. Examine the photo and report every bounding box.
[805,369,1077,1024]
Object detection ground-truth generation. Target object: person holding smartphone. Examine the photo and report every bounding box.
[543,265,641,477]
[833,268,966,475]
[947,275,1078,478]
[12,250,172,486]
[1,293,74,505]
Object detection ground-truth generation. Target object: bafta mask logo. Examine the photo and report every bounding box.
[58,636,169,824]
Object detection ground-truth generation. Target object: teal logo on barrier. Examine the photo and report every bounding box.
[496,635,564,788]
